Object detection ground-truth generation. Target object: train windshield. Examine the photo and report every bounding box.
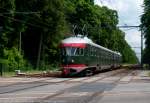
[66,47,76,56]
[61,47,83,56]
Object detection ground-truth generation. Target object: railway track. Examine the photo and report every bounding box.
[0,68,139,103]
[34,68,138,103]
[0,77,78,94]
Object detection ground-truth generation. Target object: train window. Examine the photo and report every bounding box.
[90,46,93,56]
[90,47,92,56]
[86,46,89,56]
[75,48,79,55]
[73,48,84,56]
[93,48,94,56]
[61,47,84,56]
[65,47,76,56]
[95,49,97,56]
[80,48,84,56]
[74,48,80,56]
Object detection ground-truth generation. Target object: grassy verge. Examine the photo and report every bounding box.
[1,67,60,77]
[2,72,16,77]
[148,72,150,77]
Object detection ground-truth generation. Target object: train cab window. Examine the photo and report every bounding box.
[65,47,76,56]
[64,47,84,56]
[60,47,77,56]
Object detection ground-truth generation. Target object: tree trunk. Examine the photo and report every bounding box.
[36,34,43,69]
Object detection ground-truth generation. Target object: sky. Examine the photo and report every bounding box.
[95,0,144,61]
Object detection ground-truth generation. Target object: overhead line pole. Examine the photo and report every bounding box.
[141,29,144,69]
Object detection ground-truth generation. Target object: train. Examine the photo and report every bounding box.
[60,35,122,76]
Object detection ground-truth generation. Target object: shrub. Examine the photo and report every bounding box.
[2,47,26,72]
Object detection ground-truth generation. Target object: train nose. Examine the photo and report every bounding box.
[62,56,72,64]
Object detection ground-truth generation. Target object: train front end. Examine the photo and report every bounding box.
[60,36,87,76]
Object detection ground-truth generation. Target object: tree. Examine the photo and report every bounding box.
[0,0,138,72]
[16,0,67,68]
[0,0,15,55]
[65,1,138,63]
[141,0,150,65]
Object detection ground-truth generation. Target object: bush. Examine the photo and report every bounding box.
[2,47,26,72]
[38,60,60,71]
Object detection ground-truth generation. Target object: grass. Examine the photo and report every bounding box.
[1,72,16,77]
[1,67,60,77]
[1,70,45,77]
[148,72,150,77]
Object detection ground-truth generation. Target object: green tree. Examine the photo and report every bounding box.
[141,0,150,65]
[0,0,138,72]
[0,0,15,55]
[15,0,67,68]
[65,1,138,63]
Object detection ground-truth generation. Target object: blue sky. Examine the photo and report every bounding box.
[95,0,144,60]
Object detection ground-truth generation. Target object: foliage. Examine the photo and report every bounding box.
[0,0,15,56]
[141,0,150,64]
[3,47,26,72]
[65,1,138,63]
[0,0,138,72]
[15,0,67,68]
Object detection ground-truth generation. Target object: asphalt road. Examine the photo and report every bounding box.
[0,69,150,103]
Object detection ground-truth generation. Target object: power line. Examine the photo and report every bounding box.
[122,28,139,31]
[0,6,52,29]
[0,6,40,14]
[132,47,141,48]
[0,6,52,28]
[0,11,40,15]
[118,25,140,28]
[0,14,50,29]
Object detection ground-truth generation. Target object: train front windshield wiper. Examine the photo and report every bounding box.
[65,47,77,56]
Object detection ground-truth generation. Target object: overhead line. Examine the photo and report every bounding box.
[0,12,40,15]
[0,14,49,29]
[122,28,138,31]
[0,6,53,29]
[132,47,141,48]
[118,26,140,28]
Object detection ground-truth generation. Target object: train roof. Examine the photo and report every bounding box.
[61,35,121,56]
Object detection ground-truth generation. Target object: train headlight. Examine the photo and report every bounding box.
[71,59,74,63]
